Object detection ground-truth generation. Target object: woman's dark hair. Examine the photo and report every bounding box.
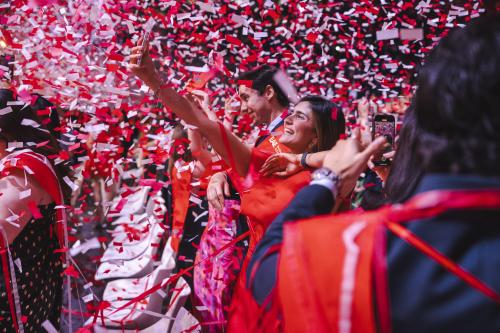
[384,101,424,203]
[0,89,73,201]
[298,95,345,152]
[236,65,290,107]
[414,14,500,176]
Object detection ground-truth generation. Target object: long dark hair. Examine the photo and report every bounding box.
[384,102,424,203]
[298,95,346,152]
[0,89,73,201]
[414,14,500,176]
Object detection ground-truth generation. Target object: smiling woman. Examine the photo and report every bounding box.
[129,43,348,326]
[280,96,345,153]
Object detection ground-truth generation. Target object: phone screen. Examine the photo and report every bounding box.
[373,115,395,166]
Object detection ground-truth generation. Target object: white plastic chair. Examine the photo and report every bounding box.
[111,213,149,227]
[171,307,201,333]
[95,250,156,281]
[102,239,175,302]
[99,223,165,263]
[92,277,191,332]
[108,186,151,217]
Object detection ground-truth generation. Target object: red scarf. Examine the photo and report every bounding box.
[170,163,193,253]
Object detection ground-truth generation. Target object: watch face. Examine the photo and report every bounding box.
[312,168,333,180]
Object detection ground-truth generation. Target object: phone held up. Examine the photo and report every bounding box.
[372,113,395,166]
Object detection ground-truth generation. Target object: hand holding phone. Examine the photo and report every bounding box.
[372,114,395,166]
[140,18,156,65]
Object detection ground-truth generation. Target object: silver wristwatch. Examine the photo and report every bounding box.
[311,167,341,198]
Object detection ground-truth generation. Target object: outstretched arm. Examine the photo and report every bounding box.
[129,41,251,176]
[249,132,386,303]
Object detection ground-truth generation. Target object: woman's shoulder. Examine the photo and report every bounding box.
[1,168,53,206]
[0,150,54,205]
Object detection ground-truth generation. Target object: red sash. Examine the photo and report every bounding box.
[170,163,193,253]
[276,190,500,333]
[256,126,289,154]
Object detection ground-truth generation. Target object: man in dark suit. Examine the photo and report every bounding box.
[247,14,500,333]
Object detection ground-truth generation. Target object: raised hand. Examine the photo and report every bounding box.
[189,89,221,122]
[323,128,386,199]
[190,89,211,112]
[224,93,240,115]
[368,150,395,183]
[128,38,161,90]
[259,153,303,177]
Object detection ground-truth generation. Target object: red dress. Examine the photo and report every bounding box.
[238,149,312,257]
[227,147,312,330]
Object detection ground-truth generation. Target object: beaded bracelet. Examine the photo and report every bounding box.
[300,152,310,169]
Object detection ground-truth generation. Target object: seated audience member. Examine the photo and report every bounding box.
[245,14,500,333]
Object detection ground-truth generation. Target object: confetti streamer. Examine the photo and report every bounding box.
[41,319,58,333]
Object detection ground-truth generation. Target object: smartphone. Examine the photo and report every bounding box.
[140,18,156,65]
[372,114,395,166]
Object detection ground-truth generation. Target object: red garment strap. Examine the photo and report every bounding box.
[388,189,500,224]
[372,224,391,333]
[371,189,500,333]
[170,164,193,253]
[387,222,500,303]
[383,190,500,305]
[0,236,19,333]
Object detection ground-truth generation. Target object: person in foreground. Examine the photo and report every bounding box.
[0,89,71,332]
[243,14,500,333]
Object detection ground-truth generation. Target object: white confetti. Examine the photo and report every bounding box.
[19,189,31,199]
[0,106,13,115]
[82,293,94,303]
[14,258,22,273]
[41,319,58,333]
[400,29,424,40]
[63,176,79,191]
[376,29,399,40]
